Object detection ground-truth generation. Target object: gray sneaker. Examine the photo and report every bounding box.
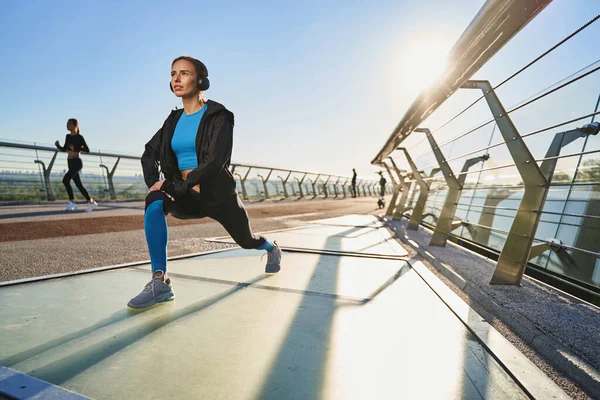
[127,272,174,308]
[265,241,282,273]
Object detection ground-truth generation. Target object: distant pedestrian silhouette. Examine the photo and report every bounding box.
[351,168,357,198]
[378,171,387,197]
[377,171,387,209]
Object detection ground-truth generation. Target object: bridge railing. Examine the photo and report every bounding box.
[373,1,600,298]
[0,140,384,202]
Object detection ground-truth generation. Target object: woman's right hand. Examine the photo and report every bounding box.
[54,140,59,147]
[149,180,165,192]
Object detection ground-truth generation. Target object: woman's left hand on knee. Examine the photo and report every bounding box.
[149,180,175,202]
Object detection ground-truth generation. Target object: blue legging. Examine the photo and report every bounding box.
[144,191,273,273]
[145,200,168,272]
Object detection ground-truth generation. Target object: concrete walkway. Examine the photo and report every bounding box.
[0,216,566,399]
[384,217,600,399]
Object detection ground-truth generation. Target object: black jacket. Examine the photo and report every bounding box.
[141,100,236,202]
[56,134,90,153]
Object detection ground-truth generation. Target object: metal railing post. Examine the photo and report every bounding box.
[234,167,251,200]
[284,171,292,197]
[438,155,487,244]
[332,177,341,198]
[341,178,349,198]
[476,188,513,244]
[463,81,599,285]
[430,168,441,179]
[294,177,303,198]
[462,80,555,284]
[242,167,252,200]
[298,173,308,198]
[99,157,121,200]
[528,239,578,270]
[416,127,490,246]
[277,171,292,198]
[397,148,430,230]
[257,174,267,198]
[257,169,273,199]
[33,151,58,201]
[539,122,599,180]
[234,173,245,198]
[390,182,406,217]
[310,174,320,199]
[389,157,411,220]
[277,176,287,197]
[323,176,331,198]
[405,181,417,210]
[380,161,400,215]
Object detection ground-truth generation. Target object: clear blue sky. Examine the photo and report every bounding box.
[0,0,598,179]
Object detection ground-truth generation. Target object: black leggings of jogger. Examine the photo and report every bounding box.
[62,157,91,201]
[145,190,267,249]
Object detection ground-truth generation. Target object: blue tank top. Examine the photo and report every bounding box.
[171,104,207,170]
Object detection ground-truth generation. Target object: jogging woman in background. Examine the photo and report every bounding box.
[54,118,98,212]
[128,56,282,308]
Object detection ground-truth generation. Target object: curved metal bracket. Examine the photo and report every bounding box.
[33,151,58,201]
[294,177,304,198]
[529,239,578,271]
[332,177,341,198]
[99,157,121,200]
[323,175,331,198]
[257,171,272,199]
[309,175,320,199]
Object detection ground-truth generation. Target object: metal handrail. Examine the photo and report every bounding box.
[0,141,380,202]
[373,2,600,296]
[230,163,357,182]
[413,64,600,166]
[371,0,552,165]
[0,141,140,160]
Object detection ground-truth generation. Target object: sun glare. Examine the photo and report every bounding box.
[393,39,451,96]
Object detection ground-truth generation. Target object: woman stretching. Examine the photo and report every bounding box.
[54,118,97,212]
[129,56,282,308]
